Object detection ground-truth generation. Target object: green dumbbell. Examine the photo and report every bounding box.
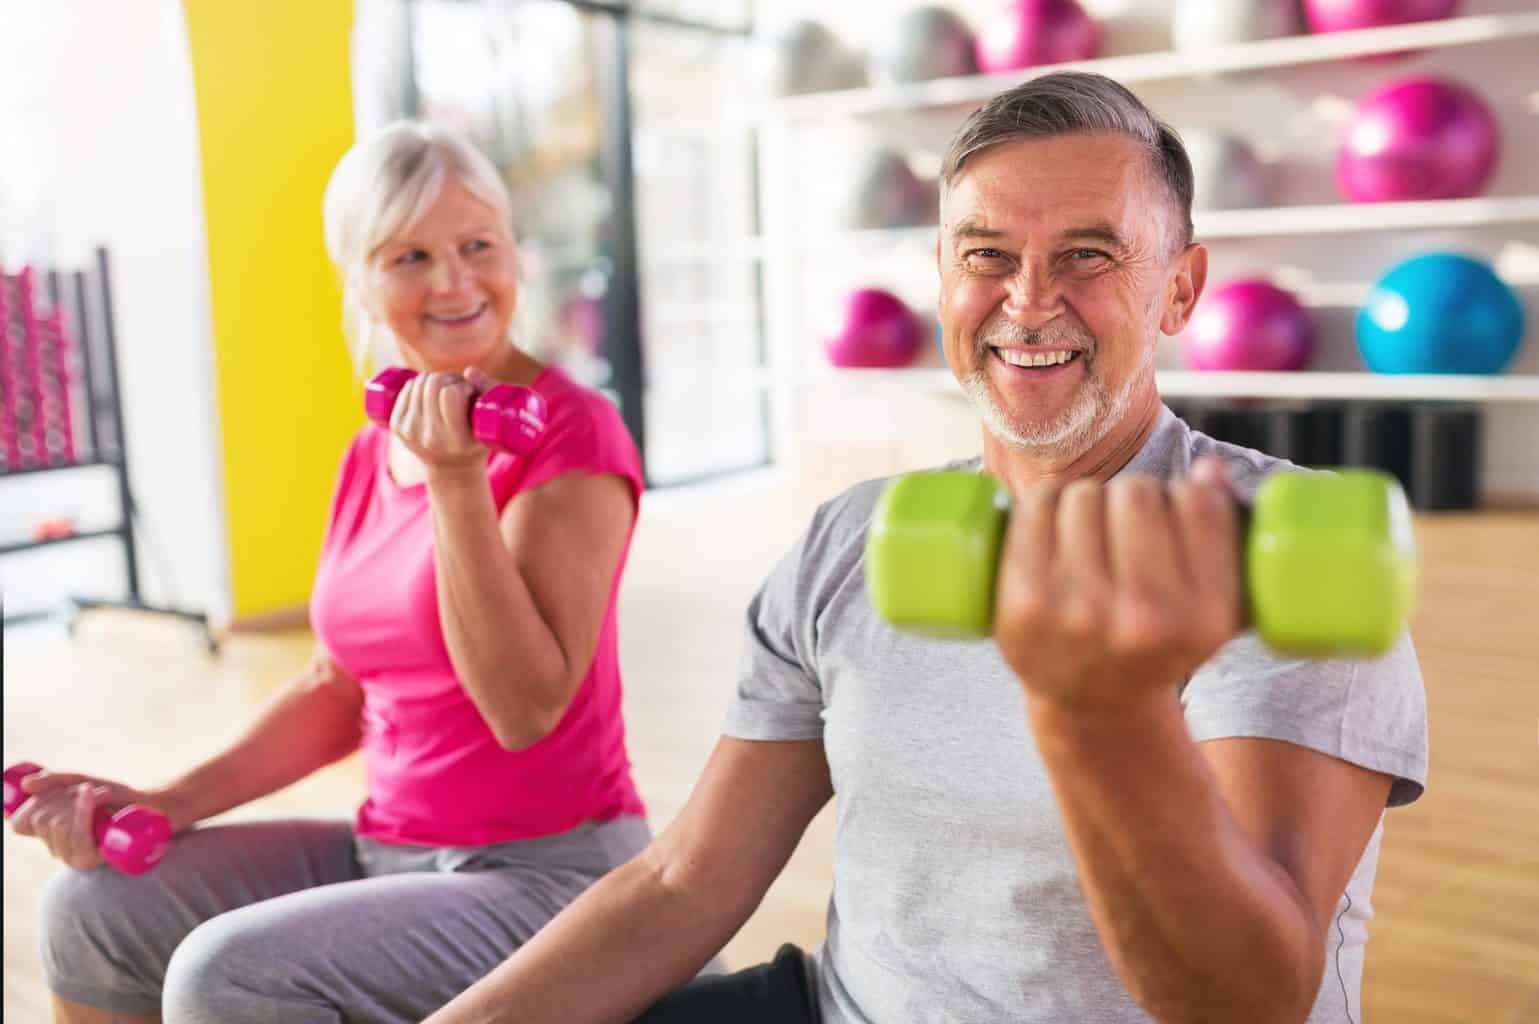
[865,468,1417,658]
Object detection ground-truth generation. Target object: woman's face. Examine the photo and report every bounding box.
[364,178,519,373]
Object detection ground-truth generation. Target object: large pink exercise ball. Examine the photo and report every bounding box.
[974,0,1100,73]
[1184,279,1314,371]
[823,289,923,369]
[1336,77,1499,202]
[1303,0,1460,34]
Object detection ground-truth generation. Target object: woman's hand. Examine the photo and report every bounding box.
[8,770,161,870]
[994,457,1244,719]
[389,367,498,471]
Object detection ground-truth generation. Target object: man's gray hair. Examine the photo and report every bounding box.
[941,71,1194,253]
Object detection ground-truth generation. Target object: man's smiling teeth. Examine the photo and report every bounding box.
[995,348,1078,368]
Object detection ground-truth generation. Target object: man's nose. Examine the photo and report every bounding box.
[1001,264,1065,328]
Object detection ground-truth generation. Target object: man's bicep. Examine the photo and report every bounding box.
[649,736,832,917]
[1200,737,1393,933]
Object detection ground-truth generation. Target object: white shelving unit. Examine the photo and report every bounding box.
[754,4,1539,497]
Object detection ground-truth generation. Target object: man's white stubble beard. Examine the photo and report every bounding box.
[959,320,1155,460]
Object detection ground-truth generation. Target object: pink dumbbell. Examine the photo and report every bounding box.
[365,367,547,456]
[3,762,172,876]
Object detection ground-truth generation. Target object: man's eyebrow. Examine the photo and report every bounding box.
[946,220,1130,249]
[948,217,1008,241]
[1059,223,1127,249]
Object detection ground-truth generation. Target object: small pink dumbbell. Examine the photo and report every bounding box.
[365,368,548,456]
[3,762,172,876]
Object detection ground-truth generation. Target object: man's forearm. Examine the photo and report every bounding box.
[427,844,745,1024]
[1028,694,1320,1022]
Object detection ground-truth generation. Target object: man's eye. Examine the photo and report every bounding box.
[965,249,1009,266]
[1070,249,1109,262]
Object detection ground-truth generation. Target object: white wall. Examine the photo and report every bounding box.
[0,0,229,624]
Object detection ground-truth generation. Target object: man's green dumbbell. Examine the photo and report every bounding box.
[865,469,1417,658]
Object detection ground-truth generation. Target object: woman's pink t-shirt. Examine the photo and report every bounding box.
[310,366,646,846]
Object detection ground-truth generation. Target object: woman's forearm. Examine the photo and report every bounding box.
[149,656,364,830]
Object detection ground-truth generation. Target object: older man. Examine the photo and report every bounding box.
[429,71,1427,1024]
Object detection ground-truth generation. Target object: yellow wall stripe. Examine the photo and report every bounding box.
[182,0,359,619]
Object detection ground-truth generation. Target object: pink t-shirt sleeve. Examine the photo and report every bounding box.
[488,382,643,511]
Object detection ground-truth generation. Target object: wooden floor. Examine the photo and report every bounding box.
[4,490,1537,1021]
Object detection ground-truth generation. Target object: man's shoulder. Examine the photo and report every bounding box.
[805,455,983,550]
[1163,413,1302,503]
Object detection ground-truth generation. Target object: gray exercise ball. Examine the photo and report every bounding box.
[1183,130,1270,211]
[840,148,938,229]
[1172,0,1302,49]
[753,20,867,98]
[870,6,979,84]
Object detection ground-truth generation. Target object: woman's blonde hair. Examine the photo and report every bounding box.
[322,121,516,375]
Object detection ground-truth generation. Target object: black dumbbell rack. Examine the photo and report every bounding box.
[1166,398,1484,511]
[1,248,217,652]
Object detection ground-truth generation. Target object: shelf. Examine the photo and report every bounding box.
[1196,197,1539,240]
[2,608,60,628]
[0,526,127,558]
[762,12,1539,122]
[791,195,1539,253]
[1157,371,1539,401]
[813,369,1539,403]
[0,456,120,480]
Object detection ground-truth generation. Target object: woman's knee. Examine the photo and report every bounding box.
[39,868,140,979]
[162,912,331,1023]
[38,868,170,1014]
[162,915,264,1022]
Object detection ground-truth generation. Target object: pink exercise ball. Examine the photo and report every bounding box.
[975,0,1100,73]
[1303,0,1460,34]
[1184,279,1314,372]
[557,294,605,356]
[1336,77,1498,203]
[823,289,923,369]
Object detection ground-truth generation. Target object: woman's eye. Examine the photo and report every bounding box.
[466,238,493,254]
[394,249,427,266]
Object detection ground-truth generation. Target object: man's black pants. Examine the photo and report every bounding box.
[632,944,818,1023]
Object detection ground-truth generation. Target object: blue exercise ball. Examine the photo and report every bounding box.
[1356,252,1523,374]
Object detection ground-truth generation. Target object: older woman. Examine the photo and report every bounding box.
[10,121,651,1023]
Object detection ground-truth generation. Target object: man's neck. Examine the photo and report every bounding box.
[980,386,1163,495]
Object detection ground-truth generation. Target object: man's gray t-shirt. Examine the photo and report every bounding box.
[724,407,1429,1024]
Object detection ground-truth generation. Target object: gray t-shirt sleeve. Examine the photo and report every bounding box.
[722,511,829,742]
[1181,630,1429,807]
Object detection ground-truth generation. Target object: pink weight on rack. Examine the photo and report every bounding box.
[45,303,78,461]
[0,272,17,470]
[19,268,47,469]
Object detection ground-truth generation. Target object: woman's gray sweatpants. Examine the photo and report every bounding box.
[37,815,651,1022]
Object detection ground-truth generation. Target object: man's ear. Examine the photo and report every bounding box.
[1160,242,1208,337]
